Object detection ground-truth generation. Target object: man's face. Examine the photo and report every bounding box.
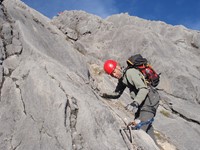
[111,65,122,79]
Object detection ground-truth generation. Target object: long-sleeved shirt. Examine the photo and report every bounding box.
[103,68,149,105]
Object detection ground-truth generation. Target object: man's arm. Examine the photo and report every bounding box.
[101,78,126,99]
[126,69,149,105]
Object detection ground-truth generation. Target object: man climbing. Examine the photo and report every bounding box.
[100,57,160,143]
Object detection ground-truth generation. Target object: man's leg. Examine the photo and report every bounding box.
[138,111,156,142]
[146,123,157,142]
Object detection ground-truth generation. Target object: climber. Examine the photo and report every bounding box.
[100,59,160,143]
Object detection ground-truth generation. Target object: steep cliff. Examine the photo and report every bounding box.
[0,0,200,150]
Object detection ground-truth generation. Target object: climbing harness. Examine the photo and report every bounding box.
[127,118,154,130]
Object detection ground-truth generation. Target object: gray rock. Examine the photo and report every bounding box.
[191,32,200,49]
[53,10,200,150]
[0,0,200,150]
[0,65,3,86]
[0,38,5,60]
[1,22,12,45]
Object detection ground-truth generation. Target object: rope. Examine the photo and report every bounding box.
[131,118,154,130]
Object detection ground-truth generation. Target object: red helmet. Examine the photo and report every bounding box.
[104,60,117,75]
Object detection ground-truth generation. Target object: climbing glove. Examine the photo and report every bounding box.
[99,92,108,98]
[125,101,139,114]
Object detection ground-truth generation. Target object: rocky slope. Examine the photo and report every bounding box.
[0,0,200,150]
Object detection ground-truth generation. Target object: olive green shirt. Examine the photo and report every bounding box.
[103,68,149,105]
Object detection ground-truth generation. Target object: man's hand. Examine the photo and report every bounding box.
[99,92,108,98]
[125,101,139,113]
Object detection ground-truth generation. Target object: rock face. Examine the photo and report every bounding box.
[0,0,200,150]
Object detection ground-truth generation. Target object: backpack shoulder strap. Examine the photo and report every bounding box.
[124,67,148,87]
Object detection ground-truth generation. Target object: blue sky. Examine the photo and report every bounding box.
[21,0,200,31]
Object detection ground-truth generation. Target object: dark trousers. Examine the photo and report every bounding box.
[134,87,160,143]
[138,110,157,143]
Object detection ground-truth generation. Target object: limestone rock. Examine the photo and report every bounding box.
[0,0,200,150]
